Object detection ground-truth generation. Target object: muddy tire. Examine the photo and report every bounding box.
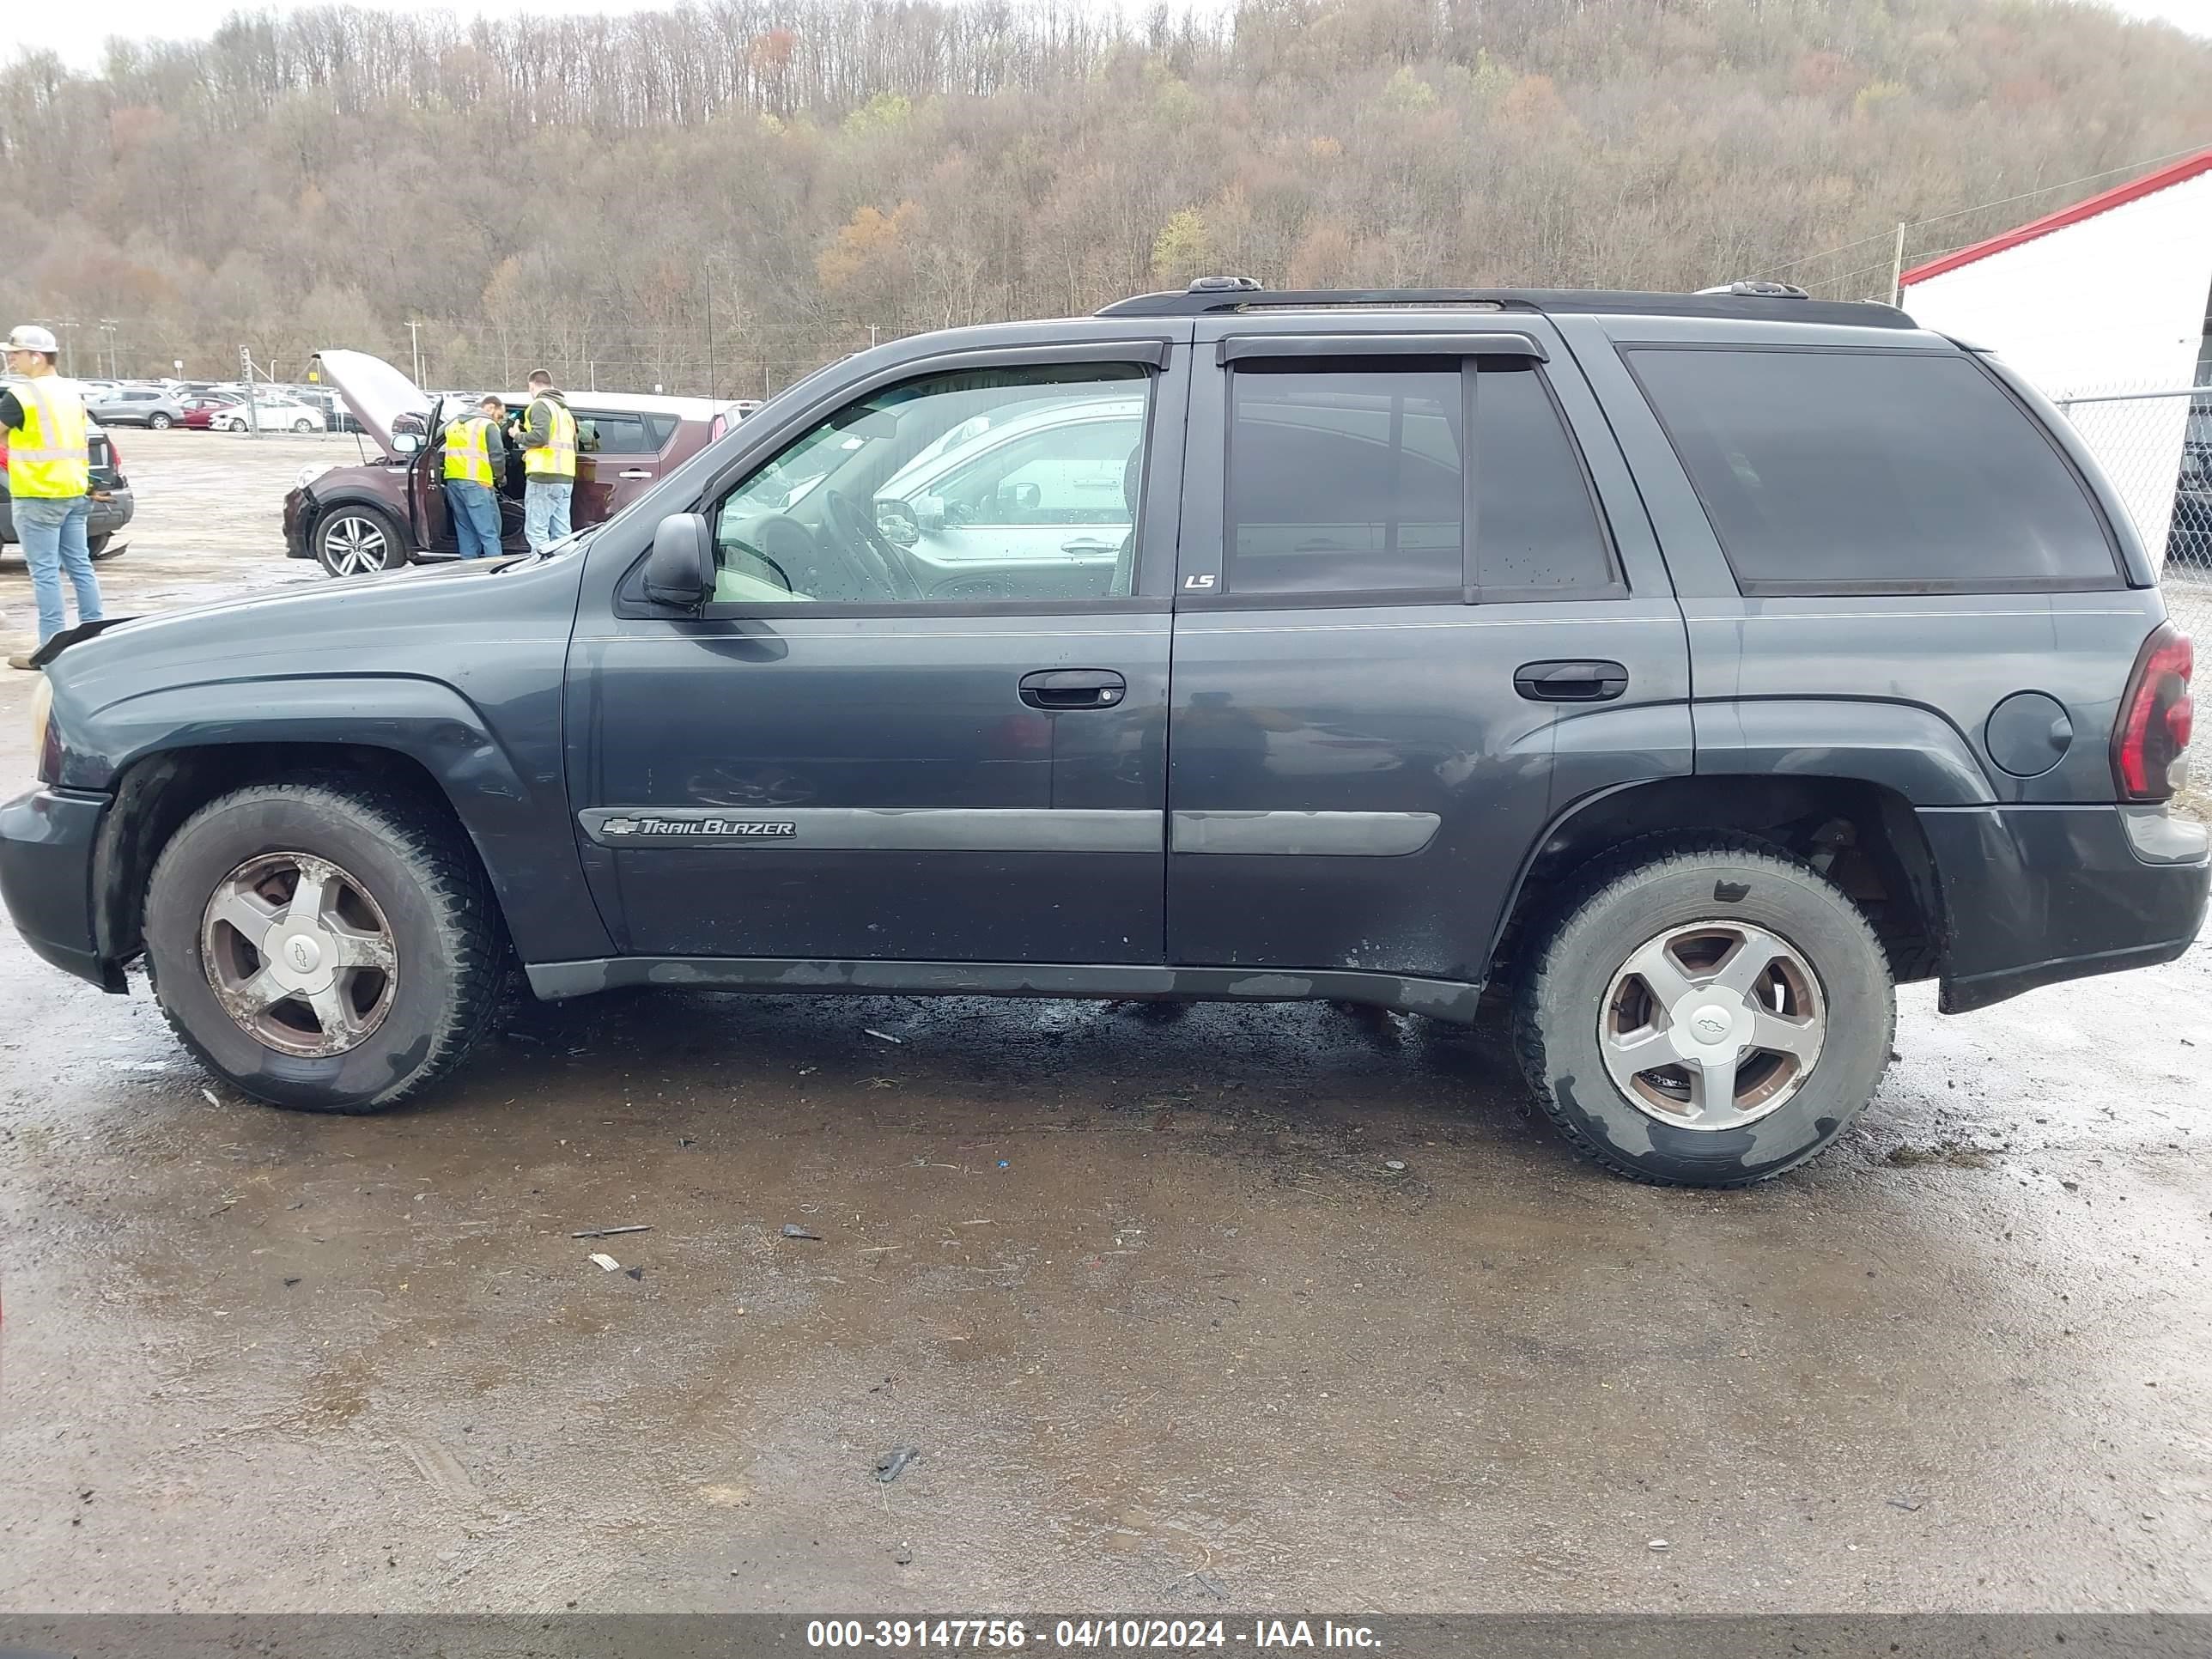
[314,505,406,577]
[1512,834,1893,1188]
[144,780,504,1114]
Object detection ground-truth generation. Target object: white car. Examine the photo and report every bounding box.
[215,396,327,434]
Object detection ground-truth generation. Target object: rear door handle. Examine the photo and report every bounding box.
[1060,538,1116,556]
[617,468,653,479]
[1019,669,1126,710]
[1514,659,1629,702]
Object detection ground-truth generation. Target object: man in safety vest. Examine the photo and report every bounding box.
[2,324,103,669]
[515,369,577,553]
[441,394,509,559]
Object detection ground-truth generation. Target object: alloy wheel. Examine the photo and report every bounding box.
[198,851,398,1057]
[1598,921,1826,1130]
[322,515,389,575]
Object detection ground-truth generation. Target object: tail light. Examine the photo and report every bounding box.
[104,428,122,471]
[708,413,727,442]
[2112,622,2194,800]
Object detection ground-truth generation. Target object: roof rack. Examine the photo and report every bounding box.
[1096,275,1911,327]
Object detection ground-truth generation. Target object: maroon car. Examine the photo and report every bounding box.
[283,350,744,576]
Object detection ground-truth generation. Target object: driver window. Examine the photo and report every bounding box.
[708,363,1152,605]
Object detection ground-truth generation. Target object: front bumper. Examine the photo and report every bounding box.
[283,489,312,559]
[0,786,122,991]
[1922,803,2210,1013]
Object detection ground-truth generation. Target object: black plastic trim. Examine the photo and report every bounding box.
[524,956,1486,1022]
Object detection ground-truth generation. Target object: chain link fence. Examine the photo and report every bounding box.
[2053,383,2209,818]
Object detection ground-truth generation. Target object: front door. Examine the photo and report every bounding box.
[568,343,1186,964]
[1164,319,1692,984]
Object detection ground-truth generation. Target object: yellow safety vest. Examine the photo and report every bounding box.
[523,398,577,480]
[443,414,495,486]
[4,375,90,500]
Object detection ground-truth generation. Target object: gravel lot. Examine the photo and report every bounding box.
[0,431,2207,1614]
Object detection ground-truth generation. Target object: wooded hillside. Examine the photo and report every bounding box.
[1,0,2206,396]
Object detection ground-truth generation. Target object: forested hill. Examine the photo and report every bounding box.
[1,0,2206,397]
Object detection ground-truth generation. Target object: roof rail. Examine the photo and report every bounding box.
[1095,276,1916,328]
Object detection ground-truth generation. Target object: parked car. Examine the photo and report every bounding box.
[213,394,326,434]
[285,386,362,434]
[283,350,744,575]
[2164,404,2212,572]
[0,412,135,561]
[84,385,188,429]
[177,391,245,431]
[3,281,2204,1187]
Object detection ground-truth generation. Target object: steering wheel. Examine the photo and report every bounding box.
[824,489,925,602]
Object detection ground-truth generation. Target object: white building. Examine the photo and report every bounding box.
[1899,148,2212,557]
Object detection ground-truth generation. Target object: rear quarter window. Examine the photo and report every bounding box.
[1624,345,2121,594]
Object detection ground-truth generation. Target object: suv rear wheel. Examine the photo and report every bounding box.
[147,411,173,430]
[143,780,503,1113]
[315,507,405,577]
[1512,836,1893,1187]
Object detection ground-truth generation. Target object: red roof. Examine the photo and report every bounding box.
[1899,148,2212,287]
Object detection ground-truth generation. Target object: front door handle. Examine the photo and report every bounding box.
[1019,668,1126,710]
[1514,659,1629,702]
[1060,538,1116,556]
[617,468,654,480]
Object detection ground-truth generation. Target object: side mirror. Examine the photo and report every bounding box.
[996,480,1042,514]
[392,432,422,455]
[644,513,714,608]
[874,496,922,549]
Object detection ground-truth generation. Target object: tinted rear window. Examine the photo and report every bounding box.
[1626,347,2119,592]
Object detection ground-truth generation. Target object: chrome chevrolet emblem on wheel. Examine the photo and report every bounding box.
[1598,921,1827,1132]
[199,851,398,1059]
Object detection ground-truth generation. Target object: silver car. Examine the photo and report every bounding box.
[871,395,1144,595]
[83,385,189,429]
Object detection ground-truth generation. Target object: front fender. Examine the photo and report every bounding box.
[67,673,611,964]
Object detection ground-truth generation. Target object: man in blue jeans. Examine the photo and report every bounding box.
[516,369,577,552]
[3,325,102,670]
[441,395,509,559]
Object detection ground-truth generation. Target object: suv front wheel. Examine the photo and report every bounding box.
[143,780,504,1113]
[1513,836,1893,1187]
[314,507,405,577]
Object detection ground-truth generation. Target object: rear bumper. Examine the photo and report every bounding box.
[0,787,122,991]
[1921,803,2209,1013]
[0,488,133,544]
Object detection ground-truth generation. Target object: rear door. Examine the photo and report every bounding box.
[1164,317,1692,986]
[573,408,665,528]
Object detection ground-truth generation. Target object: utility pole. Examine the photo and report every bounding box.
[1888,222,1907,308]
[406,320,425,388]
[869,323,878,349]
[98,319,120,379]
[52,319,79,378]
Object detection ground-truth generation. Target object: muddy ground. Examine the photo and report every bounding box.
[0,431,2207,1613]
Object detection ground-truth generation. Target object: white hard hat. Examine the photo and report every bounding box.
[4,325,58,354]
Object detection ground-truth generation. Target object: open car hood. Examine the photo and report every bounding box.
[308,349,432,460]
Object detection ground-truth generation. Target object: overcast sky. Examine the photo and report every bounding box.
[6,0,2208,68]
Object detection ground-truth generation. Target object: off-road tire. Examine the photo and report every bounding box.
[144,780,504,1114]
[1511,833,1893,1188]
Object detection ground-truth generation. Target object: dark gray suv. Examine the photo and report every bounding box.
[3,282,2203,1186]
